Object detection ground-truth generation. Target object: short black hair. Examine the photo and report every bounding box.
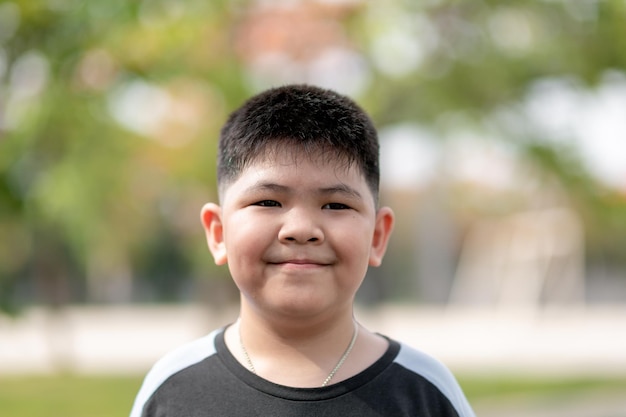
[218,84,380,201]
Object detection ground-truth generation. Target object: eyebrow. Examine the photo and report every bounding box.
[318,184,363,200]
[245,181,363,200]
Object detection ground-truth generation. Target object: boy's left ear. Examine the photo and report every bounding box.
[369,206,394,267]
[201,203,228,265]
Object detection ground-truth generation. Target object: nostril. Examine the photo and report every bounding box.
[281,236,320,243]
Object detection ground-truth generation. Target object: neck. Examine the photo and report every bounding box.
[228,306,361,387]
[240,303,356,342]
[237,318,358,387]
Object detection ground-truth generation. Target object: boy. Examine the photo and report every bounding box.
[130,85,475,416]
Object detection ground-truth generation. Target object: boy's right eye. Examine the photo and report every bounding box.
[253,200,281,207]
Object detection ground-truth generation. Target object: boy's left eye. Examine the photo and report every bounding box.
[323,203,351,210]
[253,200,281,207]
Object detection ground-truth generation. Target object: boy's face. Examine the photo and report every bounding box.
[201,149,394,320]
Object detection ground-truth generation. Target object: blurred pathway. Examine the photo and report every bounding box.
[2,304,625,376]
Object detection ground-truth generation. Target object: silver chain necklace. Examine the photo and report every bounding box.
[238,320,359,387]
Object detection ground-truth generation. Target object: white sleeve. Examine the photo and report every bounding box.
[395,344,476,417]
[129,330,219,417]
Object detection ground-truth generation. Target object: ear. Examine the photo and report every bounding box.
[369,206,394,267]
[200,203,228,265]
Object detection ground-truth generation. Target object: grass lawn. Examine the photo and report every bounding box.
[1,373,626,417]
[0,375,143,417]
[457,373,626,398]
[458,374,626,416]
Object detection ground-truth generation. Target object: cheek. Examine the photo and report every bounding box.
[225,219,273,261]
[226,233,258,260]
[337,223,375,264]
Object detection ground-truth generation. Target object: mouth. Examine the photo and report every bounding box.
[267,258,332,267]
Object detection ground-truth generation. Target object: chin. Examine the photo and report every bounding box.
[267,298,334,319]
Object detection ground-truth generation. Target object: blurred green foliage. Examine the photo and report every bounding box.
[1,0,626,311]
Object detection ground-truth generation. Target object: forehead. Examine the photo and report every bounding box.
[248,149,363,184]
[262,146,354,172]
[220,148,371,199]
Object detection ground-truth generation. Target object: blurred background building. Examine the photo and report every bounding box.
[1,0,626,318]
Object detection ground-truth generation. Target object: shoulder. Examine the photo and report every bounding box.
[393,341,457,390]
[129,329,221,417]
[391,341,475,417]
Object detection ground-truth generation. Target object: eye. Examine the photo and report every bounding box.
[253,200,281,207]
[323,202,351,210]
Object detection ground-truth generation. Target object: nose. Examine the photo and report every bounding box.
[278,208,324,244]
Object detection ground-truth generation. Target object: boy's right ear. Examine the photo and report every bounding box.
[200,203,228,265]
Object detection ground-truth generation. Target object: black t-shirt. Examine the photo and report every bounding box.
[130,327,475,417]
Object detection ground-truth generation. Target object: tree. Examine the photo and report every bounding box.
[1,0,625,312]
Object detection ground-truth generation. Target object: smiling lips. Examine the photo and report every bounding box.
[267,257,333,267]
